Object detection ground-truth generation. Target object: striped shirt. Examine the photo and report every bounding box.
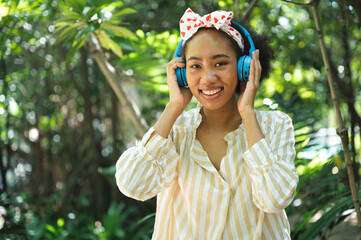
[115,105,298,239]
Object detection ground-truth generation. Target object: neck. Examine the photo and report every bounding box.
[200,96,241,132]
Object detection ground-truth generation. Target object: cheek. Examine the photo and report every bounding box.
[187,81,199,95]
[186,70,199,88]
[227,65,239,86]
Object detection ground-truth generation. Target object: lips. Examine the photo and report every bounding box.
[201,87,223,96]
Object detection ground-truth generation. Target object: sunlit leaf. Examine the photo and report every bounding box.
[45,224,56,234]
[53,22,70,34]
[102,23,137,40]
[106,2,124,11]
[8,98,22,117]
[136,29,145,38]
[57,218,65,228]
[49,117,57,130]
[54,22,87,45]
[65,35,87,65]
[153,84,168,93]
[97,30,111,49]
[74,28,92,43]
[91,0,113,8]
[63,10,82,19]
[39,116,50,131]
[98,30,123,58]
[54,16,82,24]
[0,4,9,17]
[110,8,136,18]
[65,0,86,13]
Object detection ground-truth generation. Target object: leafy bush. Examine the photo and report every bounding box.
[0,192,154,240]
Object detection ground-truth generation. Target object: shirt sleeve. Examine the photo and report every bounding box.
[115,127,179,201]
[243,112,299,213]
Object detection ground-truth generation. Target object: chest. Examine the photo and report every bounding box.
[196,128,228,171]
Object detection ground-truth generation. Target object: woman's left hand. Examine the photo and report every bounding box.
[237,49,262,115]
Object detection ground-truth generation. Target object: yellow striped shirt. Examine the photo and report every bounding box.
[115,105,298,239]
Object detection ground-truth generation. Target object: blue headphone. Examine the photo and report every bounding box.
[174,21,256,87]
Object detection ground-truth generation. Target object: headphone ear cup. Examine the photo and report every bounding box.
[237,56,252,82]
[175,66,188,87]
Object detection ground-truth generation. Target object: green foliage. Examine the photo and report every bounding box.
[0,192,154,240]
[1,0,361,239]
[54,0,137,64]
[267,57,360,238]
[295,191,361,239]
[91,202,155,240]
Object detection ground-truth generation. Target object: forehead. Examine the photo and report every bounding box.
[185,29,236,57]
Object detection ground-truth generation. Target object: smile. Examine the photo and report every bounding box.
[201,88,223,96]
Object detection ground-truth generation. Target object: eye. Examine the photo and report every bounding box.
[215,62,228,67]
[189,64,201,69]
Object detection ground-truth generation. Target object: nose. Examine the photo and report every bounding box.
[201,67,217,84]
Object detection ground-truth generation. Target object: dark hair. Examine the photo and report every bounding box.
[182,20,274,83]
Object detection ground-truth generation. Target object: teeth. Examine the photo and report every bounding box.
[202,88,221,96]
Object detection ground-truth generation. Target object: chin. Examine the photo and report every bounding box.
[198,100,226,111]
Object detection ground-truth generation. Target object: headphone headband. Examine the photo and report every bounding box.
[230,21,256,57]
[174,39,183,58]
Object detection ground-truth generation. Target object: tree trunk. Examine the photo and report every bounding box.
[87,34,148,138]
[311,0,361,236]
[0,57,7,193]
[348,0,361,26]
[111,90,121,160]
[80,48,108,217]
[327,26,361,182]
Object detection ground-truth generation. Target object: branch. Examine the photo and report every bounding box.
[336,0,350,27]
[119,69,149,83]
[234,0,240,19]
[83,38,149,84]
[281,0,312,6]
[88,34,148,137]
[242,0,260,22]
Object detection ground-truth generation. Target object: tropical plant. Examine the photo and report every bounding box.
[54,0,148,136]
[0,191,154,240]
[54,0,137,64]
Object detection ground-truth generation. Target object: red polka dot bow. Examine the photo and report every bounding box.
[179,8,244,52]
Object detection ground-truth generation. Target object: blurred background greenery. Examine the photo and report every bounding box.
[0,0,360,239]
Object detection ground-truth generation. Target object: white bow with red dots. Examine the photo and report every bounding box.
[179,8,244,52]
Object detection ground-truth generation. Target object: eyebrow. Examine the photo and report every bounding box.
[187,54,231,62]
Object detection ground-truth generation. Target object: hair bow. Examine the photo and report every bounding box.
[179,8,244,52]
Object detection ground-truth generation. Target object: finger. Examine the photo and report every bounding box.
[249,55,256,83]
[256,50,261,71]
[166,57,184,67]
[167,63,185,77]
[256,50,262,84]
[167,58,185,73]
[251,50,261,86]
[167,60,185,82]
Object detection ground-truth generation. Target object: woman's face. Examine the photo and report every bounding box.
[185,29,239,111]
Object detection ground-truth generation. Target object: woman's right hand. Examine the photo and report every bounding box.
[166,57,193,114]
[152,58,193,139]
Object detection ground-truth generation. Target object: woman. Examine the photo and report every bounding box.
[115,8,298,240]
